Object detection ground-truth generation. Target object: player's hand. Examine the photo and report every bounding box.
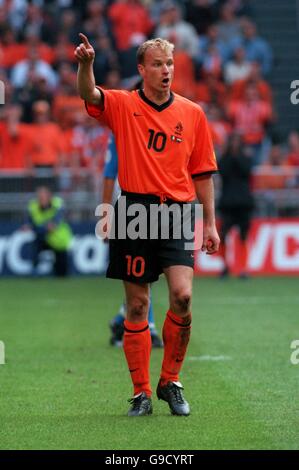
[74,33,95,64]
[201,224,220,255]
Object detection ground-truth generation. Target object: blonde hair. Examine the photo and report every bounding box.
[137,38,175,65]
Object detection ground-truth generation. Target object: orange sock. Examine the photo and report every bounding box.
[160,309,191,386]
[123,319,152,397]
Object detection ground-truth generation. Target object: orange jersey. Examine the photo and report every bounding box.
[85,88,217,201]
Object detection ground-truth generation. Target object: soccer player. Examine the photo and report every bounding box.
[76,34,220,416]
[103,135,163,348]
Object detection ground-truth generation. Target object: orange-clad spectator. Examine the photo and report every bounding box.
[56,111,86,170]
[253,144,295,190]
[53,63,83,127]
[29,101,64,168]
[228,83,273,164]
[286,130,299,167]
[195,73,228,108]
[0,105,33,170]
[53,94,84,128]
[0,44,25,69]
[108,0,153,51]
[81,117,110,173]
[0,28,27,69]
[230,62,273,104]
[171,49,197,100]
[59,127,83,170]
[63,112,92,169]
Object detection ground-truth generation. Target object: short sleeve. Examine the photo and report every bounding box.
[188,108,218,178]
[85,87,123,132]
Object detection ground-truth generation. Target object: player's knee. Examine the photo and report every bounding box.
[127,295,149,321]
[171,288,192,314]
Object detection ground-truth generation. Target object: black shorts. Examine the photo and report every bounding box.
[106,191,195,283]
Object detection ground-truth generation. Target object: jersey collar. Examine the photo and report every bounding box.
[138,89,174,112]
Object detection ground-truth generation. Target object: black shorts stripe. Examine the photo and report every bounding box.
[167,313,192,328]
[124,325,149,334]
[192,170,218,179]
[120,190,187,205]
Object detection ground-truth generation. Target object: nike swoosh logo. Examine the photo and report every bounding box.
[133,113,143,117]
[129,368,139,372]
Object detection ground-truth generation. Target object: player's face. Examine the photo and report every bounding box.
[138,47,174,94]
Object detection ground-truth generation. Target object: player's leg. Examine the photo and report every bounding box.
[106,193,160,415]
[157,265,193,416]
[123,280,153,416]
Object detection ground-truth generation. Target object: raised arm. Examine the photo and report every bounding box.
[75,33,103,106]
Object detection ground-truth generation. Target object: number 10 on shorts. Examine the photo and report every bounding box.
[126,256,145,277]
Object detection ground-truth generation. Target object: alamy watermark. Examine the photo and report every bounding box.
[0,80,5,105]
[0,341,5,365]
[95,196,203,250]
[290,80,299,104]
[290,339,299,365]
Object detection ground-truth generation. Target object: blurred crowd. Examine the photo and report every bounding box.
[0,0,299,194]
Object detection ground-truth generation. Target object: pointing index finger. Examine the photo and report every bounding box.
[79,33,90,47]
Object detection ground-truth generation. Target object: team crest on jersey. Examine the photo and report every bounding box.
[171,135,183,143]
[172,121,183,142]
[175,122,183,135]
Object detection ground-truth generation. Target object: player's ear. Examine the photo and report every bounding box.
[137,63,144,77]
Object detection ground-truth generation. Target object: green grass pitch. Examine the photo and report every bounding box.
[0,276,298,450]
